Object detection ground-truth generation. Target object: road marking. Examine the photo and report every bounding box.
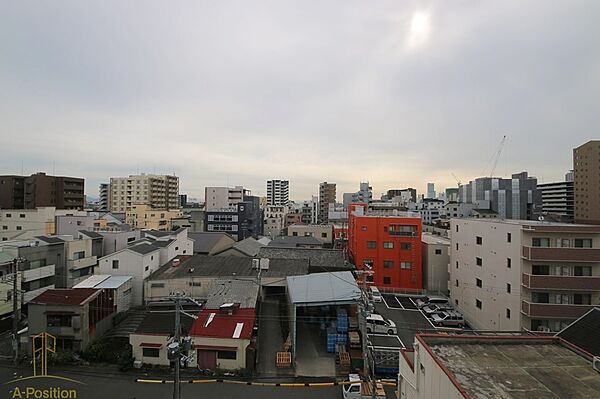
[135,378,388,387]
[394,296,405,309]
[382,296,391,309]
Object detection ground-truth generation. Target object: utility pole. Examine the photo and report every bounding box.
[173,296,181,399]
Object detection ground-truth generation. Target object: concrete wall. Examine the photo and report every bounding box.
[99,230,141,256]
[422,235,450,295]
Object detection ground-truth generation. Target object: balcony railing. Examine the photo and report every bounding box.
[521,300,596,318]
[522,273,600,291]
[521,246,600,262]
[67,256,97,271]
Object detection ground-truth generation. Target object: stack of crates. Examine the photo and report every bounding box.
[326,327,337,353]
[337,308,348,333]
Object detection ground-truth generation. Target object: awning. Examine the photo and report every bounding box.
[139,343,163,348]
[194,345,237,351]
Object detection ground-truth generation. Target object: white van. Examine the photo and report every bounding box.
[366,314,397,335]
[370,286,383,303]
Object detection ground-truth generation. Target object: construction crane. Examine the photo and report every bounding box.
[451,172,462,187]
[487,135,507,178]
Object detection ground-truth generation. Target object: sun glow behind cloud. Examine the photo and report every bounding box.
[406,11,431,49]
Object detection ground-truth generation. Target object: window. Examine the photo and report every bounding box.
[321,233,327,238]
[151,283,165,288]
[435,249,442,255]
[383,260,393,269]
[188,282,202,287]
[367,241,376,249]
[47,315,72,327]
[400,243,411,250]
[532,292,549,303]
[175,246,179,251]
[506,283,511,293]
[476,278,482,288]
[507,258,512,268]
[476,257,482,266]
[112,260,119,269]
[506,308,511,319]
[73,251,85,260]
[455,261,459,269]
[574,239,592,248]
[361,226,367,231]
[476,299,482,309]
[383,242,393,249]
[456,243,459,251]
[532,265,550,275]
[366,274,374,283]
[145,265,149,271]
[507,233,511,243]
[476,236,482,245]
[532,238,550,247]
[127,237,135,242]
[19,214,25,218]
[1,226,6,230]
[454,299,459,306]
[400,262,412,269]
[29,259,47,269]
[456,225,459,232]
[574,266,592,276]
[217,350,237,360]
[5,214,11,218]
[389,225,416,236]
[16,226,22,231]
[142,348,160,357]
[292,232,298,236]
[383,277,392,285]
[574,294,591,305]
[455,280,459,287]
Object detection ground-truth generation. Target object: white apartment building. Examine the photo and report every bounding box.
[109,174,179,212]
[266,179,289,206]
[0,207,86,241]
[422,233,450,294]
[450,218,600,332]
[204,186,249,211]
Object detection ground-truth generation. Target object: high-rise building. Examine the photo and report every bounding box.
[445,188,459,202]
[109,174,179,213]
[204,186,250,211]
[318,182,336,224]
[0,172,85,210]
[343,182,372,207]
[459,172,541,220]
[574,140,600,224]
[450,218,600,332]
[205,196,263,241]
[347,203,423,290]
[99,183,110,212]
[538,178,574,223]
[386,188,417,203]
[266,180,289,206]
[426,183,436,199]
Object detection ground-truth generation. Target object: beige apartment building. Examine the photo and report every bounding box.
[287,224,334,246]
[573,140,600,224]
[126,204,182,231]
[0,207,88,242]
[109,174,179,212]
[449,218,600,332]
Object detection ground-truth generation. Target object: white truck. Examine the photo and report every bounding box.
[342,374,386,399]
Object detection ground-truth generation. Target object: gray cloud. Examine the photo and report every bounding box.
[1,1,598,200]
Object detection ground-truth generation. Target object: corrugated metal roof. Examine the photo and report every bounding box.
[287,271,361,305]
[0,252,15,265]
[73,275,111,288]
[74,275,132,289]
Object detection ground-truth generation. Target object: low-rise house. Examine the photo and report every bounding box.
[144,255,309,301]
[214,237,267,257]
[286,224,334,247]
[257,247,352,273]
[73,275,133,313]
[188,232,235,255]
[96,243,160,306]
[142,229,194,265]
[28,288,115,352]
[189,280,259,371]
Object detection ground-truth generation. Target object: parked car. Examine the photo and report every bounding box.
[342,374,386,399]
[415,295,449,309]
[366,314,397,335]
[370,286,383,303]
[431,310,465,327]
[422,303,453,316]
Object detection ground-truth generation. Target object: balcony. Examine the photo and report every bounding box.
[67,256,97,271]
[22,265,55,283]
[521,246,600,262]
[522,273,600,291]
[521,300,596,318]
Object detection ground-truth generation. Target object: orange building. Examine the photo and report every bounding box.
[348,203,423,291]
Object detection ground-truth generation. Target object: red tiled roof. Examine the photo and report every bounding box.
[30,288,100,306]
[190,308,256,340]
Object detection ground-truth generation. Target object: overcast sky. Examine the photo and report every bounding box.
[1,1,598,201]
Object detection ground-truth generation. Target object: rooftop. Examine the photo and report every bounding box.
[188,232,234,254]
[287,271,361,306]
[149,255,309,281]
[30,288,100,306]
[78,230,104,239]
[257,247,349,271]
[134,311,196,335]
[223,237,266,256]
[190,308,255,340]
[558,307,600,356]
[128,243,160,255]
[419,334,600,398]
[203,279,259,309]
[35,236,65,244]
[455,218,600,232]
[73,275,132,289]
[421,233,450,245]
[267,236,324,248]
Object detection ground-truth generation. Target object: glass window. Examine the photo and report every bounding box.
[574,266,592,276]
[400,262,412,269]
[532,265,550,275]
[383,260,393,269]
[367,241,376,249]
[435,249,442,255]
[506,283,511,293]
[476,257,482,266]
[507,258,512,268]
[476,299,482,309]
[383,242,393,249]
[400,243,411,250]
[383,277,392,285]
[574,294,591,305]
[217,351,237,360]
[507,233,511,243]
[506,308,511,319]
[476,236,482,245]
[142,348,160,357]
[532,292,549,303]
[112,260,119,269]
[47,315,71,327]
[532,238,550,247]
[574,239,592,248]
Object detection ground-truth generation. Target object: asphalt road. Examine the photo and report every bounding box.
[0,365,341,399]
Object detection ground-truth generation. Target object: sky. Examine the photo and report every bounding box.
[1,1,599,201]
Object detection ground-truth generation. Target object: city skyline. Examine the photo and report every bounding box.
[1,1,598,199]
